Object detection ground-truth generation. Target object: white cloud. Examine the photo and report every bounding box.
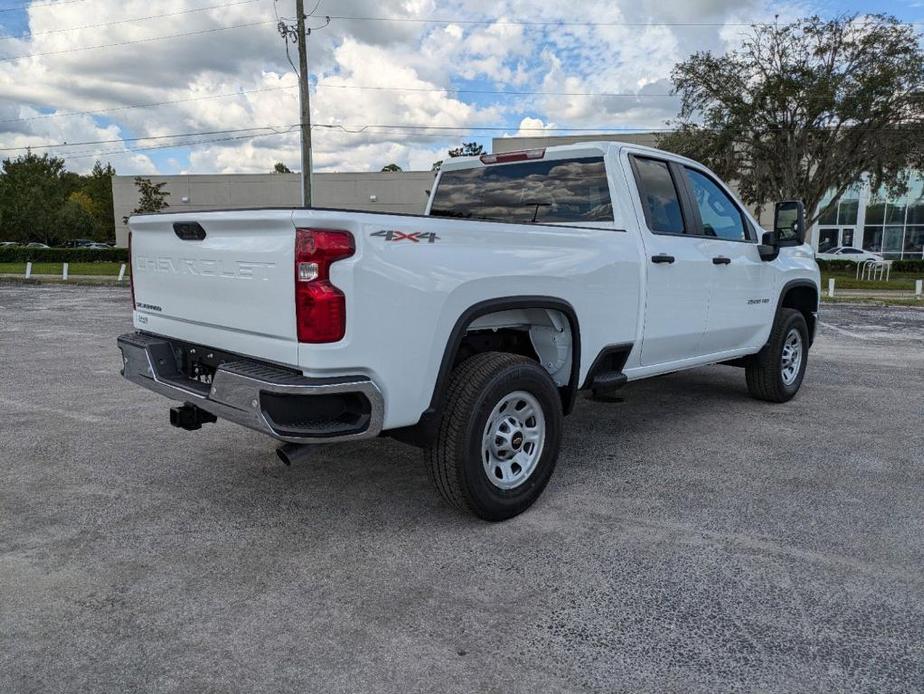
[0,0,811,174]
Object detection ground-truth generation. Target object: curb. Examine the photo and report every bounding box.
[0,276,130,288]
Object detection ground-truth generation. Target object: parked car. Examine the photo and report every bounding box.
[815,246,883,263]
[83,242,113,250]
[25,242,50,249]
[0,241,20,247]
[118,142,820,520]
[65,239,96,248]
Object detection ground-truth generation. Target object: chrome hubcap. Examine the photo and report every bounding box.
[482,390,545,490]
[781,329,803,386]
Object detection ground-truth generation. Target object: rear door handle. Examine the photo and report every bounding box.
[651,254,675,264]
[712,256,731,265]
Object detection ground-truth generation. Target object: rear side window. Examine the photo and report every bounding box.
[429,157,613,224]
[631,157,685,233]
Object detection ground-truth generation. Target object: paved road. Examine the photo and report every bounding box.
[1,285,922,693]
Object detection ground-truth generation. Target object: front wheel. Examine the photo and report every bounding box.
[745,308,809,402]
[425,352,563,521]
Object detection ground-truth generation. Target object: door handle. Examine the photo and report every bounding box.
[651,254,675,264]
[712,256,731,265]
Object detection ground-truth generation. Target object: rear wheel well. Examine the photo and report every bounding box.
[780,284,818,344]
[456,307,575,398]
[388,300,580,448]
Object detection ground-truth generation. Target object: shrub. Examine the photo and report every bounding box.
[891,259,924,273]
[0,246,128,263]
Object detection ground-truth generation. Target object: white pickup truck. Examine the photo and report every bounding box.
[118,142,820,520]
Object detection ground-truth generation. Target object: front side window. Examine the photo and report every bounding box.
[631,157,684,233]
[429,157,613,224]
[684,168,748,241]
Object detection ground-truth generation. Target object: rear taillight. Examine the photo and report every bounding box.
[128,231,135,309]
[295,228,354,343]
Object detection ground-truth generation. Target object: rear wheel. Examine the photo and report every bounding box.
[746,308,809,402]
[425,352,562,521]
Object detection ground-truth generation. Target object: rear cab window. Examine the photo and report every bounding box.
[429,156,613,224]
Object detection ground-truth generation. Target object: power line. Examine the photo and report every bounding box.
[317,123,675,134]
[0,123,300,152]
[12,119,924,153]
[0,83,676,126]
[325,14,924,28]
[47,120,924,165]
[0,0,93,13]
[0,18,276,62]
[0,121,663,156]
[60,129,296,161]
[0,85,297,124]
[318,84,675,98]
[0,0,264,41]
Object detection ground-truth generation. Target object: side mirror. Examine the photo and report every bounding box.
[774,200,806,246]
[758,230,779,261]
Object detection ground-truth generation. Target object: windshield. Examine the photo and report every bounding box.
[429,156,613,224]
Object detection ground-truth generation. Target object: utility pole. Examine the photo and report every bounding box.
[294,0,312,207]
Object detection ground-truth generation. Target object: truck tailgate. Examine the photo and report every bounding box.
[129,210,297,366]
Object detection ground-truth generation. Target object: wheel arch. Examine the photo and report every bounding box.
[776,279,819,346]
[388,296,581,448]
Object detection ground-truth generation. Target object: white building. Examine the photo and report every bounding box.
[814,175,924,259]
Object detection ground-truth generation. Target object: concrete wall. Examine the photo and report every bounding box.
[113,171,435,247]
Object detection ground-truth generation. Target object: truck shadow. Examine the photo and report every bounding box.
[224,364,766,526]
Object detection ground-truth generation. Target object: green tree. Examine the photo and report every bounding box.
[80,161,116,242]
[432,142,486,171]
[448,142,484,158]
[0,151,69,244]
[381,163,403,172]
[56,196,97,243]
[658,14,924,224]
[273,162,293,174]
[123,177,169,223]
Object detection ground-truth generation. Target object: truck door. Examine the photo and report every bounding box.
[628,155,714,366]
[678,166,775,354]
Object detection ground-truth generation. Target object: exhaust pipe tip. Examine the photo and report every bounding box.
[276,443,311,466]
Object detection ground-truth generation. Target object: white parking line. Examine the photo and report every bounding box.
[818,320,871,341]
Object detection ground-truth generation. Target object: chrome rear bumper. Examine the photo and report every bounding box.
[117,332,384,443]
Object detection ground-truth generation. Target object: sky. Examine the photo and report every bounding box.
[0,0,922,175]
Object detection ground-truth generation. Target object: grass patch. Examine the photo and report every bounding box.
[820,270,923,291]
[822,295,924,308]
[0,262,129,276]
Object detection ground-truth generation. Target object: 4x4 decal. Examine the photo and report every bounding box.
[371,230,440,243]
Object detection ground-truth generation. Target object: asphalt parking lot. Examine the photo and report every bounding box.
[1,285,923,693]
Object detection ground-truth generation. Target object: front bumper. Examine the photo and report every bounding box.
[117,332,384,443]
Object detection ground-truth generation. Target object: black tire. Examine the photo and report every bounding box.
[746,308,809,403]
[425,352,563,521]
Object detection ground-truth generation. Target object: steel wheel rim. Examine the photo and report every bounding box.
[780,329,803,386]
[482,390,546,490]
